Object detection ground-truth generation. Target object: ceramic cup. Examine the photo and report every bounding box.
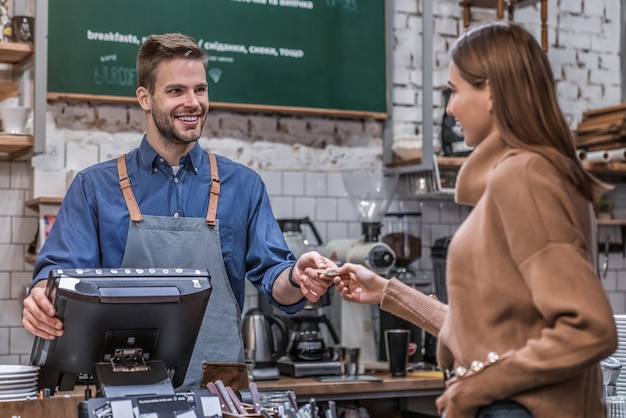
[0,106,30,134]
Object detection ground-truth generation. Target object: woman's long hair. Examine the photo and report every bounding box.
[451,21,609,201]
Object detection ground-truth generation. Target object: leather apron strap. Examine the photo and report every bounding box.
[116,151,220,225]
[117,155,143,222]
[207,151,220,227]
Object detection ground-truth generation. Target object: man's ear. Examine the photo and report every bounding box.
[136,86,150,111]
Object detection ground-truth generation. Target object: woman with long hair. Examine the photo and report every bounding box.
[335,21,617,418]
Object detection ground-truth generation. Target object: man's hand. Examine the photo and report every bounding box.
[292,251,339,303]
[273,251,339,305]
[22,283,64,340]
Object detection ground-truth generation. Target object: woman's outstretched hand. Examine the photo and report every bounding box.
[333,263,388,305]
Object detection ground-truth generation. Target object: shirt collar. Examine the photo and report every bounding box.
[138,135,204,173]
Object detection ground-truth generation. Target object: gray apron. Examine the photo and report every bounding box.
[116,153,244,392]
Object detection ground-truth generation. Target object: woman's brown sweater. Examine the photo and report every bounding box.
[380,136,617,417]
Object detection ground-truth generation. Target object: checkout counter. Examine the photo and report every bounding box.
[0,371,444,418]
[10,269,443,417]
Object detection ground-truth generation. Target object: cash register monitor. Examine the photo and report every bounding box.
[30,268,212,396]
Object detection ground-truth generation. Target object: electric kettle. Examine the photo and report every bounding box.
[277,217,323,257]
[242,308,287,367]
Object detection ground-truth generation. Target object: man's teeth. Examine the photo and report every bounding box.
[179,116,198,122]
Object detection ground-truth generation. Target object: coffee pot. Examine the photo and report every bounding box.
[277,217,323,258]
[242,308,287,368]
[287,311,341,362]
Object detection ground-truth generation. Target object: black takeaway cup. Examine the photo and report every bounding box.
[385,329,411,377]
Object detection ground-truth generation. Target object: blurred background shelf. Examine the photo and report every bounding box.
[26,196,64,211]
[0,134,34,159]
[583,161,626,175]
[436,156,467,169]
[0,41,33,63]
[598,219,626,226]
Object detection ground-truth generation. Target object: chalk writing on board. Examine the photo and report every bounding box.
[94,66,137,87]
[48,0,386,116]
[230,0,314,9]
[100,54,117,63]
[208,68,223,84]
[87,30,141,45]
[325,0,357,10]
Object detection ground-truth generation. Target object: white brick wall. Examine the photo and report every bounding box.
[1,0,624,363]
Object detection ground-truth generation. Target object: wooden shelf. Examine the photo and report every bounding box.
[598,219,626,226]
[12,39,39,262]
[433,157,626,176]
[437,156,467,169]
[582,161,626,176]
[386,157,422,168]
[0,42,35,159]
[25,196,64,211]
[0,41,33,63]
[0,134,33,159]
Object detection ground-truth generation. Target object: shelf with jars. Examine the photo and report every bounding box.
[0,40,34,159]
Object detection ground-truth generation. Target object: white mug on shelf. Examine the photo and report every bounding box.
[0,106,31,134]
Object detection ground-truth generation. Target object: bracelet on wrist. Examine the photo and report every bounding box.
[288,265,300,289]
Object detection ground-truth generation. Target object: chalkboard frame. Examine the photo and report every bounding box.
[46,1,390,120]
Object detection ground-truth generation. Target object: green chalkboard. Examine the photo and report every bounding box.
[47,0,388,118]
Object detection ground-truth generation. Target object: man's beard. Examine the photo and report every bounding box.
[152,106,205,145]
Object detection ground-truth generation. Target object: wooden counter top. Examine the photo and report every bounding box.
[254,371,444,401]
[0,395,84,418]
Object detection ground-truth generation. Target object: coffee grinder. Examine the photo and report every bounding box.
[320,169,399,276]
[379,210,429,364]
[382,211,422,280]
